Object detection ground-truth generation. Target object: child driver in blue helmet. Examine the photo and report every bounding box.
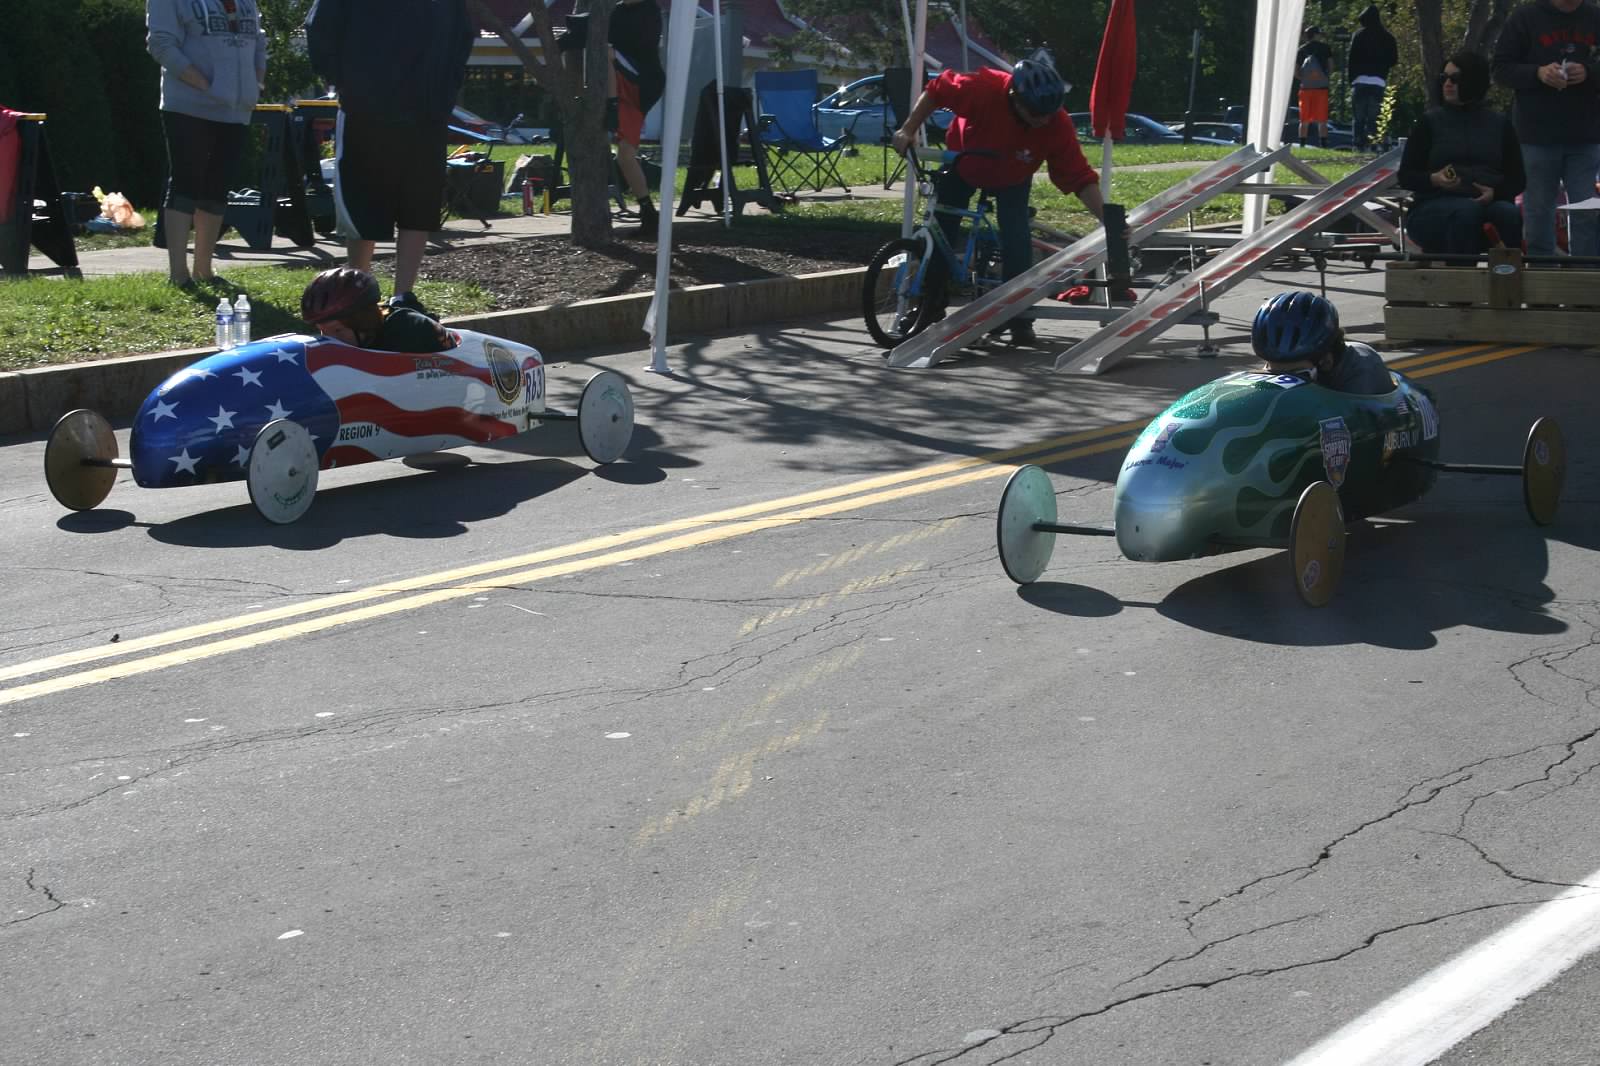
[1252,291,1394,394]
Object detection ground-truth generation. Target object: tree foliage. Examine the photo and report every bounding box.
[260,0,319,102]
[779,0,1526,131]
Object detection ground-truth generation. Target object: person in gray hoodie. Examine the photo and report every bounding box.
[146,0,267,287]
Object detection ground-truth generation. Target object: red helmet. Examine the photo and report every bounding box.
[301,267,381,324]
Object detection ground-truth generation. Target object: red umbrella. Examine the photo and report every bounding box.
[1090,0,1137,141]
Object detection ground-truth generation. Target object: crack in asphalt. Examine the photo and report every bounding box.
[4,566,300,600]
[1,684,607,819]
[892,900,1544,1065]
[1114,912,1321,990]
[1456,725,1600,830]
[1179,770,1473,937]
[1504,619,1600,707]
[2,868,66,929]
[1421,829,1596,891]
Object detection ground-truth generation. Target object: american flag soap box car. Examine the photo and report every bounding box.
[43,330,635,524]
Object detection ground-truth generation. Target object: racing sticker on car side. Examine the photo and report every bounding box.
[1319,416,1352,488]
[1235,372,1309,389]
[486,341,524,406]
[1414,390,1439,440]
[1148,421,1181,454]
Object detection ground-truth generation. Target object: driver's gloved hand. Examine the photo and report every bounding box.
[604,97,620,133]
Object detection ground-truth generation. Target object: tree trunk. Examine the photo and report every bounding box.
[468,0,619,248]
[1413,0,1446,107]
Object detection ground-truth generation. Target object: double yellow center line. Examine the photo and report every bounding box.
[0,342,1539,709]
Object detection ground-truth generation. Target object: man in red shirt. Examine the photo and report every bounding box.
[892,59,1107,344]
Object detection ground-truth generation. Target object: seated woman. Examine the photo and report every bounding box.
[1398,50,1525,255]
[300,267,454,353]
[1252,290,1394,395]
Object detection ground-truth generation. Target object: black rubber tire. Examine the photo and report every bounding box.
[863,237,935,349]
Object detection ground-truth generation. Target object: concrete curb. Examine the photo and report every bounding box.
[1,266,870,436]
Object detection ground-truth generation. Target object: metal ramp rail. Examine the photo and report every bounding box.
[1053,147,1402,376]
[887,144,1291,369]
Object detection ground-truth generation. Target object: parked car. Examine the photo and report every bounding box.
[1165,119,1245,143]
[1067,112,1237,146]
[1221,103,1355,148]
[812,74,954,144]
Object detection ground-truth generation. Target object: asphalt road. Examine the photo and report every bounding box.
[4,265,1598,1065]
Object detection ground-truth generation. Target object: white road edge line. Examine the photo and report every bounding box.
[1283,871,1600,1066]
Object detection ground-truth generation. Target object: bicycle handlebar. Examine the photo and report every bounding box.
[901,147,998,183]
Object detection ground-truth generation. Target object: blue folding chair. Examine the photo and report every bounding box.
[753,69,853,196]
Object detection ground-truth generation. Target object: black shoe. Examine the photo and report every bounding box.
[1009,320,1037,345]
[388,291,435,320]
[637,200,659,235]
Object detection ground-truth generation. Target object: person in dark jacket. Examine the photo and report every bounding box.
[305,0,475,310]
[1399,51,1526,254]
[1296,26,1335,147]
[1492,0,1600,256]
[1347,4,1398,150]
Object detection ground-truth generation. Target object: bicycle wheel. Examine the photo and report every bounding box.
[863,237,935,349]
[972,238,1004,296]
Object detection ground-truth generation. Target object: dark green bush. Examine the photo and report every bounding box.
[5,0,119,195]
[83,0,169,205]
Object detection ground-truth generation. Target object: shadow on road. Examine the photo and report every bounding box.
[1012,504,1592,651]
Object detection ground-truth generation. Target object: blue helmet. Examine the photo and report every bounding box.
[1010,59,1066,117]
[1252,291,1340,363]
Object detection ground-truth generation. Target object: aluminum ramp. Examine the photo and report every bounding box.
[1053,147,1402,376]
[887,144,1291,369]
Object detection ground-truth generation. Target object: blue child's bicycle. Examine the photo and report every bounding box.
[862,150,1006,349]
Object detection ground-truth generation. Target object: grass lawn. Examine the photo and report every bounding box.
[5,143,1369,370]
[0,267,492,371]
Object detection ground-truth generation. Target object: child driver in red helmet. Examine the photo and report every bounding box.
[300,267,453,353]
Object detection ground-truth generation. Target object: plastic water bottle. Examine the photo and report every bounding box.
[214,298,234,349]
[232,293,252,347]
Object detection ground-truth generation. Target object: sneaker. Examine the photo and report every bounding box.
[637,200,659,235]
[388,291,435,320]
[1009,320,1038,345]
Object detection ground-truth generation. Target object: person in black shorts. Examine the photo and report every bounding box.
[306,0,475,313]
[301,267,453,354]
[608,0,666,235]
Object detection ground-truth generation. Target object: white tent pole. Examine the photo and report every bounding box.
[712,0,732,227]
[898,0,917,239]
[902,0,928,239]
[1099,134,1114,306]
[645,0,702,373]
[1243,0,1304,232]
[959,0,969,71]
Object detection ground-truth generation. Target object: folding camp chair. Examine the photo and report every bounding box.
[753,69,852,196]
[880,67,914,189]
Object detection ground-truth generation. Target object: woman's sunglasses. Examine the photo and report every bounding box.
[1440,72,1462,82]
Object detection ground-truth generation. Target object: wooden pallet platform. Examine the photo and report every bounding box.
[1385,259,1600,345]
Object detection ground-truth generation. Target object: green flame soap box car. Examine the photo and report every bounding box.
[997,369,1566,606]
